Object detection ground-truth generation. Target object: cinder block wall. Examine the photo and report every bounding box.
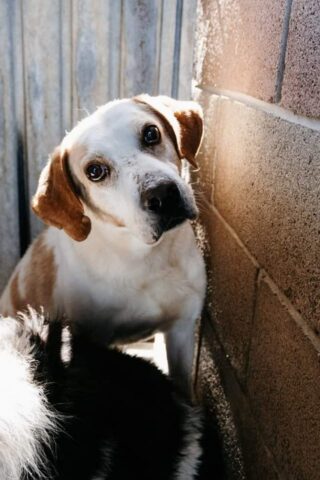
[193,1,320,479]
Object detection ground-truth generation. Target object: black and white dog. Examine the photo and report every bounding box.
[0,310,225,480]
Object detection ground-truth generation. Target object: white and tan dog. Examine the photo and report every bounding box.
[0,95,206,392]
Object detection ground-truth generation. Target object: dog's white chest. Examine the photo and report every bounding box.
[52,224,205,343]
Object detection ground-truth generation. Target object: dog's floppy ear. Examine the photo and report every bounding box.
[31,148,91,241]
[135,94,203,168]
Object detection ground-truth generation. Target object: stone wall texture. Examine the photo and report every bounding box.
[193,1,320,479]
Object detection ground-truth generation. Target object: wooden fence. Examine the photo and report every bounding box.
[0,0,196,291]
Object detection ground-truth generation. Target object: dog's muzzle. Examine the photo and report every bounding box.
[142,181,197,237]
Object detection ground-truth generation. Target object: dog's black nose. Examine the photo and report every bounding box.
[142,181,197,232]
[144,182,180,214]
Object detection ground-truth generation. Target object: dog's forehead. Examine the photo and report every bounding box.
[65,99,159,150]
[104,98,152,118]
[98,99,153,126]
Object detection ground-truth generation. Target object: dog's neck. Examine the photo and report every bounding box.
[52,218,175,268]
[87,218,158,253]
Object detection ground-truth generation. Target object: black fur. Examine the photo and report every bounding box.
[25,319,225,479]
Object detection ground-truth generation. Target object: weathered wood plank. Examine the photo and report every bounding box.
[107,1,122,101]
[121,0,162,97]
[22,0,72,239]
[0,0,23,291]
[158,0,177,96]
[72,0,122,123]
[177,0,197,99]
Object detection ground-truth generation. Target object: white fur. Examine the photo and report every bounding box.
[174,406,204,480]
[0,313,56,479]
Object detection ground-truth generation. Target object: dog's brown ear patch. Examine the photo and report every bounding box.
[174,108,203,168]
[32,148,91,241]
[135,95,203,168]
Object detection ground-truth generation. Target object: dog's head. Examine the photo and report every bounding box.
[32,95,203,244]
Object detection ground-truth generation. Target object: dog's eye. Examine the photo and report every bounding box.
[86,163,109,182]
[143,125,161,146]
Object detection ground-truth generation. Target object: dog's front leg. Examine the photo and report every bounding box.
[165,297,202,398]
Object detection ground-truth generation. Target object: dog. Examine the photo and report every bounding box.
[0,310,225,479]
[0,95,206,393]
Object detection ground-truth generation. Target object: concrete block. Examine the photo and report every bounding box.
[210,95,320,331]
[194,0,286,102]
[195,322,245,480]
[196,321,280,480]
[193,91,221,203]
[281,0,320,118]
[247,277,320,480]
[202,208,259,382]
